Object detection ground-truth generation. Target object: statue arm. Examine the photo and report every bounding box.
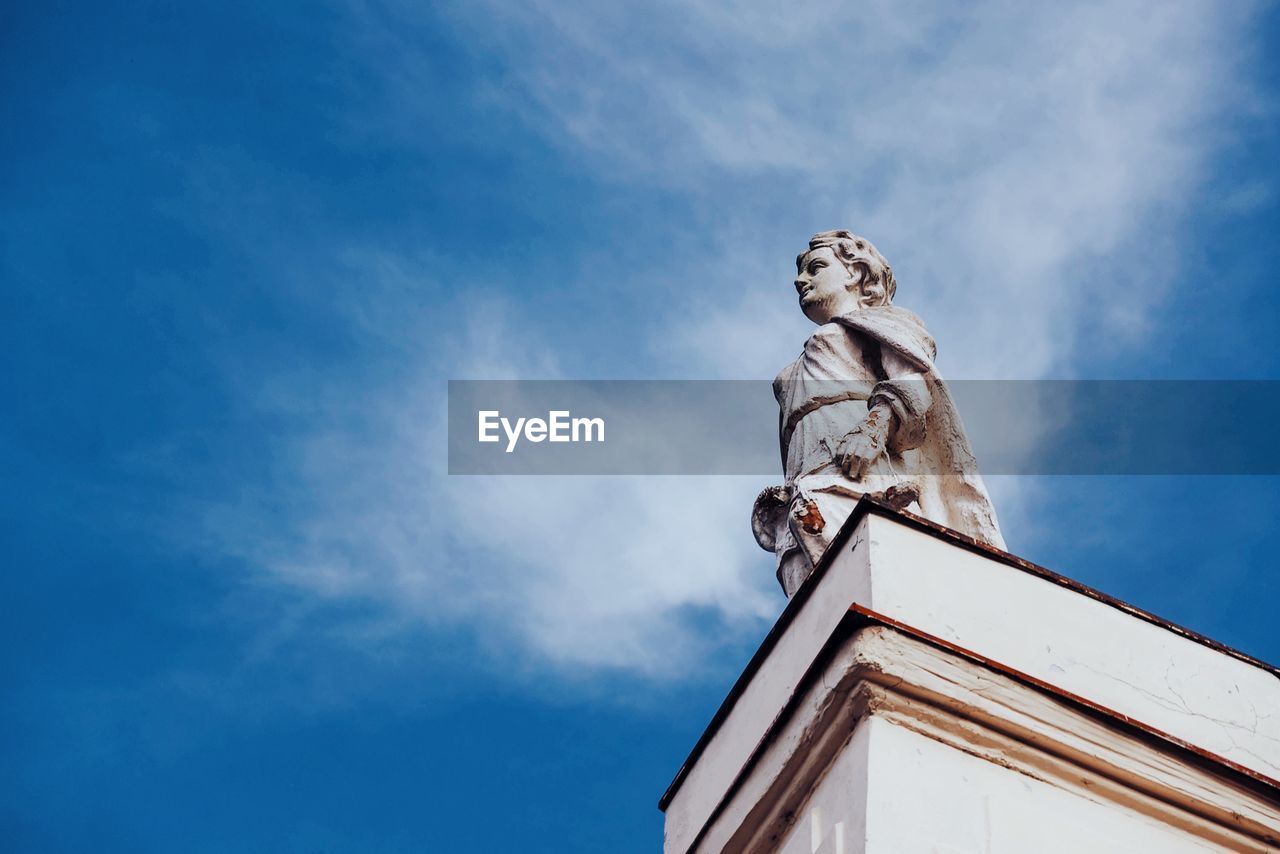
[835,347,931,477]
[868,348,931,453]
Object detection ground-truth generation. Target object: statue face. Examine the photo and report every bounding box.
[794,247,859,324]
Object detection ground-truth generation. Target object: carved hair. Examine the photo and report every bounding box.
[797,229,897,305]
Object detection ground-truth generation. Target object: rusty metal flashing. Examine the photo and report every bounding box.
[668,606,1280,854]
[863,499,1280,679]
[851,603,1280,798]
[658,497,1279,813]
[672,608,873,852]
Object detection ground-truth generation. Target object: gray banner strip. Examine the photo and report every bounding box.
[447,380,1280,475]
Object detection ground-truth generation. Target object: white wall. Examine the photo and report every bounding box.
[775,716,1235,854]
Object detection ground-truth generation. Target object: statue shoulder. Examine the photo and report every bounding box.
[833,305,937,367]
[773,349,806,401]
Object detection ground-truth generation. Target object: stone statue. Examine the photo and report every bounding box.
[752,230,1006,597]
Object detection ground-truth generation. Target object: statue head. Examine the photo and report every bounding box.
[794,230,896,324]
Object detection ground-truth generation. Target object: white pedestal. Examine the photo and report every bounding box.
[660,501,1280,853]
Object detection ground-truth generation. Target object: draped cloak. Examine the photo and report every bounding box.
[754,305,1006,596]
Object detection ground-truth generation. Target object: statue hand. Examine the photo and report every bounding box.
[837,419,888,480]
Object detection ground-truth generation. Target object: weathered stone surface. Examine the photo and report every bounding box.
[753,230,1005,596]
[664,506,1280,854]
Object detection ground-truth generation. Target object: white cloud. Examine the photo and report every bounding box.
[448,0,1257,378]
[202,273,779,680]
[205,0,1262,684]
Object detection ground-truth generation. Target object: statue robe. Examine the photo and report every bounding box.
[754,304,1006,596]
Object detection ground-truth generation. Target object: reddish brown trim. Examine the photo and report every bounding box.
[670,607,1280,853]
[856,499,1280,679]
[671,608,871,854]
[667,606,1280,854]
[849,603,1280,795]
[659,497,1279,812]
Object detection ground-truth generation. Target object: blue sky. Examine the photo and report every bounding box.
[3,1,1280,851]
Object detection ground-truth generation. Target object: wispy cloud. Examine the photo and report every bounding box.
[198,0,1262,685]
[198,256,777,680]
[441,0,1258,378]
